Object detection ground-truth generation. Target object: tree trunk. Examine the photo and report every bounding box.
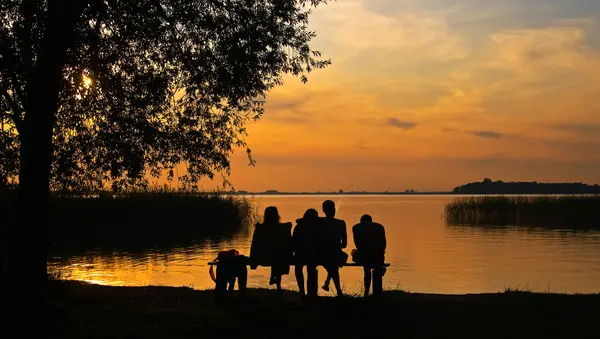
[5,0,87,283]
[12,107,54,281]
[2,3,88,338]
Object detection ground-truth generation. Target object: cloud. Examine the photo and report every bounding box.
[386,118,417,130]
[309,0,469,63]
[489,25,588,71]
[550,123,600,136]
[469,130,503,139]
[269,116,313,125]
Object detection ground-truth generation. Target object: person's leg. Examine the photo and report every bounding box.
[329,267,343,297]
[372,267,383,298]
[237,265,248,296]
[363,266,372,297]
[322,272,331,291]
[269,267,276,285]
[295,265,306,297]
[215,264,229,302]
[306,265,318,297]
[276,275,283,295]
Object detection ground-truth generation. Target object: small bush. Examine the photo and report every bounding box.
[2,189,257,251]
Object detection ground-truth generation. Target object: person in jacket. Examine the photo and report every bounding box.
[250,206,293,294]
[352,214,386,298]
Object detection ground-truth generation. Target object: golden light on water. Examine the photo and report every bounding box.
[49,196,600,294]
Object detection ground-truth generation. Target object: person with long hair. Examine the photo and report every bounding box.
[249,206,293,294]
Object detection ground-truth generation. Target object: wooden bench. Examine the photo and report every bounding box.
[208,262,390,267]
[209,261,390,298]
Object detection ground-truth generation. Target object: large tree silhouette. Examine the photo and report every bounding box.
[0,0,330,282]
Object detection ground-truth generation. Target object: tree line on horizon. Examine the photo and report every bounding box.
[453,178,600,194]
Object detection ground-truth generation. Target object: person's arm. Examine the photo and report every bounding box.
[284,222,293,260]
[352,225,361,250]
[249,225,259,256]
[292,223,300,250]
[249,225,262,268]
[340,221,347,249]
[380,225,386,252]
[282,222,293,246]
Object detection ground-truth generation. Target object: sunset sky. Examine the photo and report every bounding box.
[198,0,600,192]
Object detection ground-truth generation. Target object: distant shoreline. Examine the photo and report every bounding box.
[221,192,598,196]
[226,191,451,195]
[227,179,600,195]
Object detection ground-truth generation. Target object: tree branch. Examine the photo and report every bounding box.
[8,73,26,110]
[0,83,24,133]
[86,2,105,83]
[152,0,185,42]
[0,44,27,112]
[19,0,34,83]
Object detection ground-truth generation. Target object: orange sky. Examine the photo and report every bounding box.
[176,0,600,192]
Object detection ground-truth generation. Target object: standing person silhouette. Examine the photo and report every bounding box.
[249,206,293,295]
[319,200,347,296]
[352,214,386,298]
[293,209,320,298]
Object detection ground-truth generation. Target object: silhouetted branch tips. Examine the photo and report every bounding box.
[0,0,331,191]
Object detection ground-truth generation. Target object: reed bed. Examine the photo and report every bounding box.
[2,189,257,249]
[444,195,600,229]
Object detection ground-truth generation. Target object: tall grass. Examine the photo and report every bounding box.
[2,189,258,251]
[444,195,600,229]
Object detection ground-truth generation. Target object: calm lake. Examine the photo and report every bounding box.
[49,195,600,295]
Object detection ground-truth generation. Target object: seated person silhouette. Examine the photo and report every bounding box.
[213,249,248,301]
[352,214,387,298]
[293,209,320,298]
[249,206,293,294]
[319,200,348,296]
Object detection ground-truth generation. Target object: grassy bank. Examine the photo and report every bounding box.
[43,281,600,339]
[445,195,600,229]
[1,190,257,250]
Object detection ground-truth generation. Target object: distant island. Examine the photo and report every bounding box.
[453,178,600,195]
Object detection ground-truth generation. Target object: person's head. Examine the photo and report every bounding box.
[360,214,372,223]
[263,206,280,224]
[322,200,336,218]
[303,208,319,222]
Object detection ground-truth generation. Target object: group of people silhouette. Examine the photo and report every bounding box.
[249,200,387,298]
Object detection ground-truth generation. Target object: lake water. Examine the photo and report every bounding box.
[49,195,600,295]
